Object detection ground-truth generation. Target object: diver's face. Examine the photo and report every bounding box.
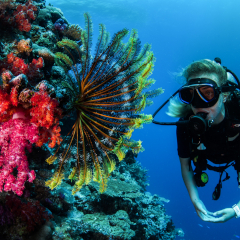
[189,73,225,125]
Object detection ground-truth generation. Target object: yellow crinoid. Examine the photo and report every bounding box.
[45,13,163,195]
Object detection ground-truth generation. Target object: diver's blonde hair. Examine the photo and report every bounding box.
[167,59,228,118]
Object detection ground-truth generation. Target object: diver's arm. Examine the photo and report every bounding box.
[179,157,215,221]
[179,157,199,203]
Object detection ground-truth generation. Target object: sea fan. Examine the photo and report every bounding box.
[46,13,163,194]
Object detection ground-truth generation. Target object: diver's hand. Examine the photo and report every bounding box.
[193,199,215,221]
[210,208,236,223]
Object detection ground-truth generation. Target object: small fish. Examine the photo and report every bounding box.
[206,226,210,229]
[234,235,240,239]
[198,224,203,227]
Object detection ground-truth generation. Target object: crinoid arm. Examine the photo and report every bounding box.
[46,13,163,195]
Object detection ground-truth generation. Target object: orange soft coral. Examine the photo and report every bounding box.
[10,87,18,107]
[16,39,32,56]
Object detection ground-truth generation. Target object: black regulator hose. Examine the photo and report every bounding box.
[152,89,189,126]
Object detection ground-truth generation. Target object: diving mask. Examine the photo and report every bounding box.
[179,78,221,108]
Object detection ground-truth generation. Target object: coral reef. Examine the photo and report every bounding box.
[50,152,181,240]
[0,0,184,239]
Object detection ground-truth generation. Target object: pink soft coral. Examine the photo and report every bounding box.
[0,117,39,196]
[0,74,62,196]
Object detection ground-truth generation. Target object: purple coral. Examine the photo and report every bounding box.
[54,18,67,32]
[0,204,14,226]
[5,194,53,232]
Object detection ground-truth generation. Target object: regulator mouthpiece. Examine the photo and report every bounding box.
[189,112,209,135]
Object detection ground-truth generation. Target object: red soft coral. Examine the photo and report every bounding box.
[6,53,44,82]
[13,0,38,32]
[30,90,61,129]
[7,53,28,75]
[0,117,39,196]
[30,90,63,148]
[27,57,44,82]
[0,87,15,122]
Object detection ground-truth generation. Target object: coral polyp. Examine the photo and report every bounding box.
[46,13,163,194]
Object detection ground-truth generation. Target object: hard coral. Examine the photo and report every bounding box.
[0,0,17,29]
[38,48,55,66]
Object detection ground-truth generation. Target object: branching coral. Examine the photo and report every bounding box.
[46,13,163,194]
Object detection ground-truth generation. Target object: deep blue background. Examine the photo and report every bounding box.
[45,0,240,239]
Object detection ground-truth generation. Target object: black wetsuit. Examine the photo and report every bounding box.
[176,106,240,165]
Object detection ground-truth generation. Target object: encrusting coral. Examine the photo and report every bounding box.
[45,13,163,195]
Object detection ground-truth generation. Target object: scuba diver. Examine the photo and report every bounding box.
[153,58,240,223]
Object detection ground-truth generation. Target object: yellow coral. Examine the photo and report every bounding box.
[63,24,82,41]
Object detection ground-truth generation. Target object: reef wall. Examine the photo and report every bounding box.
[0,0,184,239]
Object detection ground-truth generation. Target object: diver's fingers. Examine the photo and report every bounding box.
[213,210,224,216]
[206,211,214,215]
[197,211,214,221]
[201,214,217,222]
[199,209,213,216]
[208,216,226,223]
[196,207,207,215]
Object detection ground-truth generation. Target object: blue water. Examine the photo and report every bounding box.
[46,0,240,239]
